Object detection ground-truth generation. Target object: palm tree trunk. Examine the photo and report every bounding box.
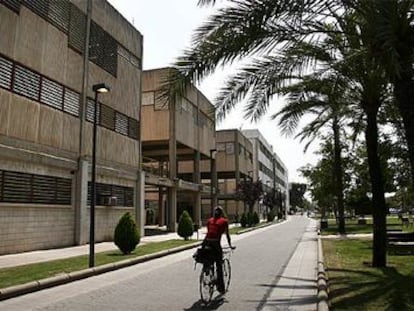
[394,76,414,185]
[333,116,346,234]
[365,108,387,267]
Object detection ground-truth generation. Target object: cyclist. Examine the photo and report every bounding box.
[202,206,234,294]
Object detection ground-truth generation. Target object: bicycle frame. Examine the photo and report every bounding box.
[199,246,234,304]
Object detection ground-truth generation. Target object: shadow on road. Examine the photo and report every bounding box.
[184,296,226,311]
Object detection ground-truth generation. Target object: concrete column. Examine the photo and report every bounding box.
[211,157,218,209]
[135,170,145,237]
[74,158,89,245]
[158,187,164,226]
[168,93,177,231]
[193,150,201,226]
[167,187,177,231]
[235,134,242,214]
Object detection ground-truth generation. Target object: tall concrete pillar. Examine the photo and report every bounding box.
[158,187,164,226]
[167,187,177,231]
[74,0,92,246]
[168,91,177,231]
[74,158,89,245]
[193,150,201,226]
[135,170,145,237]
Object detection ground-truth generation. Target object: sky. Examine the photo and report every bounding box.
[107,0,319,183]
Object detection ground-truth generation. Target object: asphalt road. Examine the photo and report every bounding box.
[0,216,310,311]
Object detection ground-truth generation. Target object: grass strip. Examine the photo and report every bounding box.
[323,238,414,310]
[0,239,197,289]
[320,216,412,235]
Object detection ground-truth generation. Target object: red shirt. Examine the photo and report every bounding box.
[206,216,228,240]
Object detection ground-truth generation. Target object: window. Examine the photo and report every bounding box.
[13,65,40,100]
[68,4,86,52]
[2,0,22,13]
[217,143,226,152]
[128,118,139,139]
[0,56,13,90]
[63,88,80,116]
[89,21,118,76]
[48,0,70,33]
[142,92,154,106]
[87,182,134,207]
[40,77,64,110]
[100,104,115,130]
[0,170,72,205]
[226,143,234,154]
[115,112,128,135]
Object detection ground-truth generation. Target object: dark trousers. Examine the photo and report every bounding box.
[203,240,224,292]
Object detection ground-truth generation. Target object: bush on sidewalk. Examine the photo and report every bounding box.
[177,210,194,240]
[114,212,140,255]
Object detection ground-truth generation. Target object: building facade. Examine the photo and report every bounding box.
[179,129,255,222]
[142,68,216,230]
[0,0,143,254]
[242,129,290,217]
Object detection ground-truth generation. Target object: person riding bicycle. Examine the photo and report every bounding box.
[202,206,234,294]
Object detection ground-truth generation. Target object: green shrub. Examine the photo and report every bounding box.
[114,212,140,255]
[267,209,276,222]
[177,210,194,240]
[252,211,260,225]
[240,213,247,227]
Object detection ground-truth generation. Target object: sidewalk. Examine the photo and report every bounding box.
[0,218,325,310]
[0,227,207,269]
[261,218,321,311]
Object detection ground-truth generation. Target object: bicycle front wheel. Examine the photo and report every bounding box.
[200,265,214,304]
[223,258,231,292]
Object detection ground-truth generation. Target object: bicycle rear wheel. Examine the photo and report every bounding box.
[200,264,214,304]
[223,258,231,292]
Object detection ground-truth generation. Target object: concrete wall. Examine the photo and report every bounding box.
[142,68,215,156]
[0,205,74,255]
[0,1,143,254]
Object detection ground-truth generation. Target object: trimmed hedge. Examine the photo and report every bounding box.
[114,212,140,255]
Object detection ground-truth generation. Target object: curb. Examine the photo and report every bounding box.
[317,233,329,311]
[0,241,202,301]
[236,219,285,235]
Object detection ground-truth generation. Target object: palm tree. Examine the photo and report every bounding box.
[163,0,390,266]
[274,73,359,234]
[353,1,414,185]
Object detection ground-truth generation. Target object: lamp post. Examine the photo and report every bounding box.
[210,148,217,216]
[89,83,110,268]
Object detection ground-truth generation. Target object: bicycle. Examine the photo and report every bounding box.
[198,246,234,304]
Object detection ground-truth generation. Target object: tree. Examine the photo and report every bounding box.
[235,179,264,215]
[163,0,401,267]
[275,72,358,233]
[289,183,307,212]
[355,1,414,185]
[114,212,140,255]
[177,210,194,240]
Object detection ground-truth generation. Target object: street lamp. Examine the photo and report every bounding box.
[89,83,110,268]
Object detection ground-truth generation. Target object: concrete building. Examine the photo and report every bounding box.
[211,129,254,221]
[0,0,143,254]
[242,129,290,217]
[179,129,254,222]
[141,68,216,230]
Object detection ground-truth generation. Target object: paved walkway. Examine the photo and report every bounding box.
[262,218,319,311]
[0,228,206,269]
[0,217,323,310]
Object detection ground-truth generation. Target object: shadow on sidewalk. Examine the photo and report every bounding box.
[144,227,170,236]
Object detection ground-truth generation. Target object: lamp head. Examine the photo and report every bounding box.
[93,83,110,93]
